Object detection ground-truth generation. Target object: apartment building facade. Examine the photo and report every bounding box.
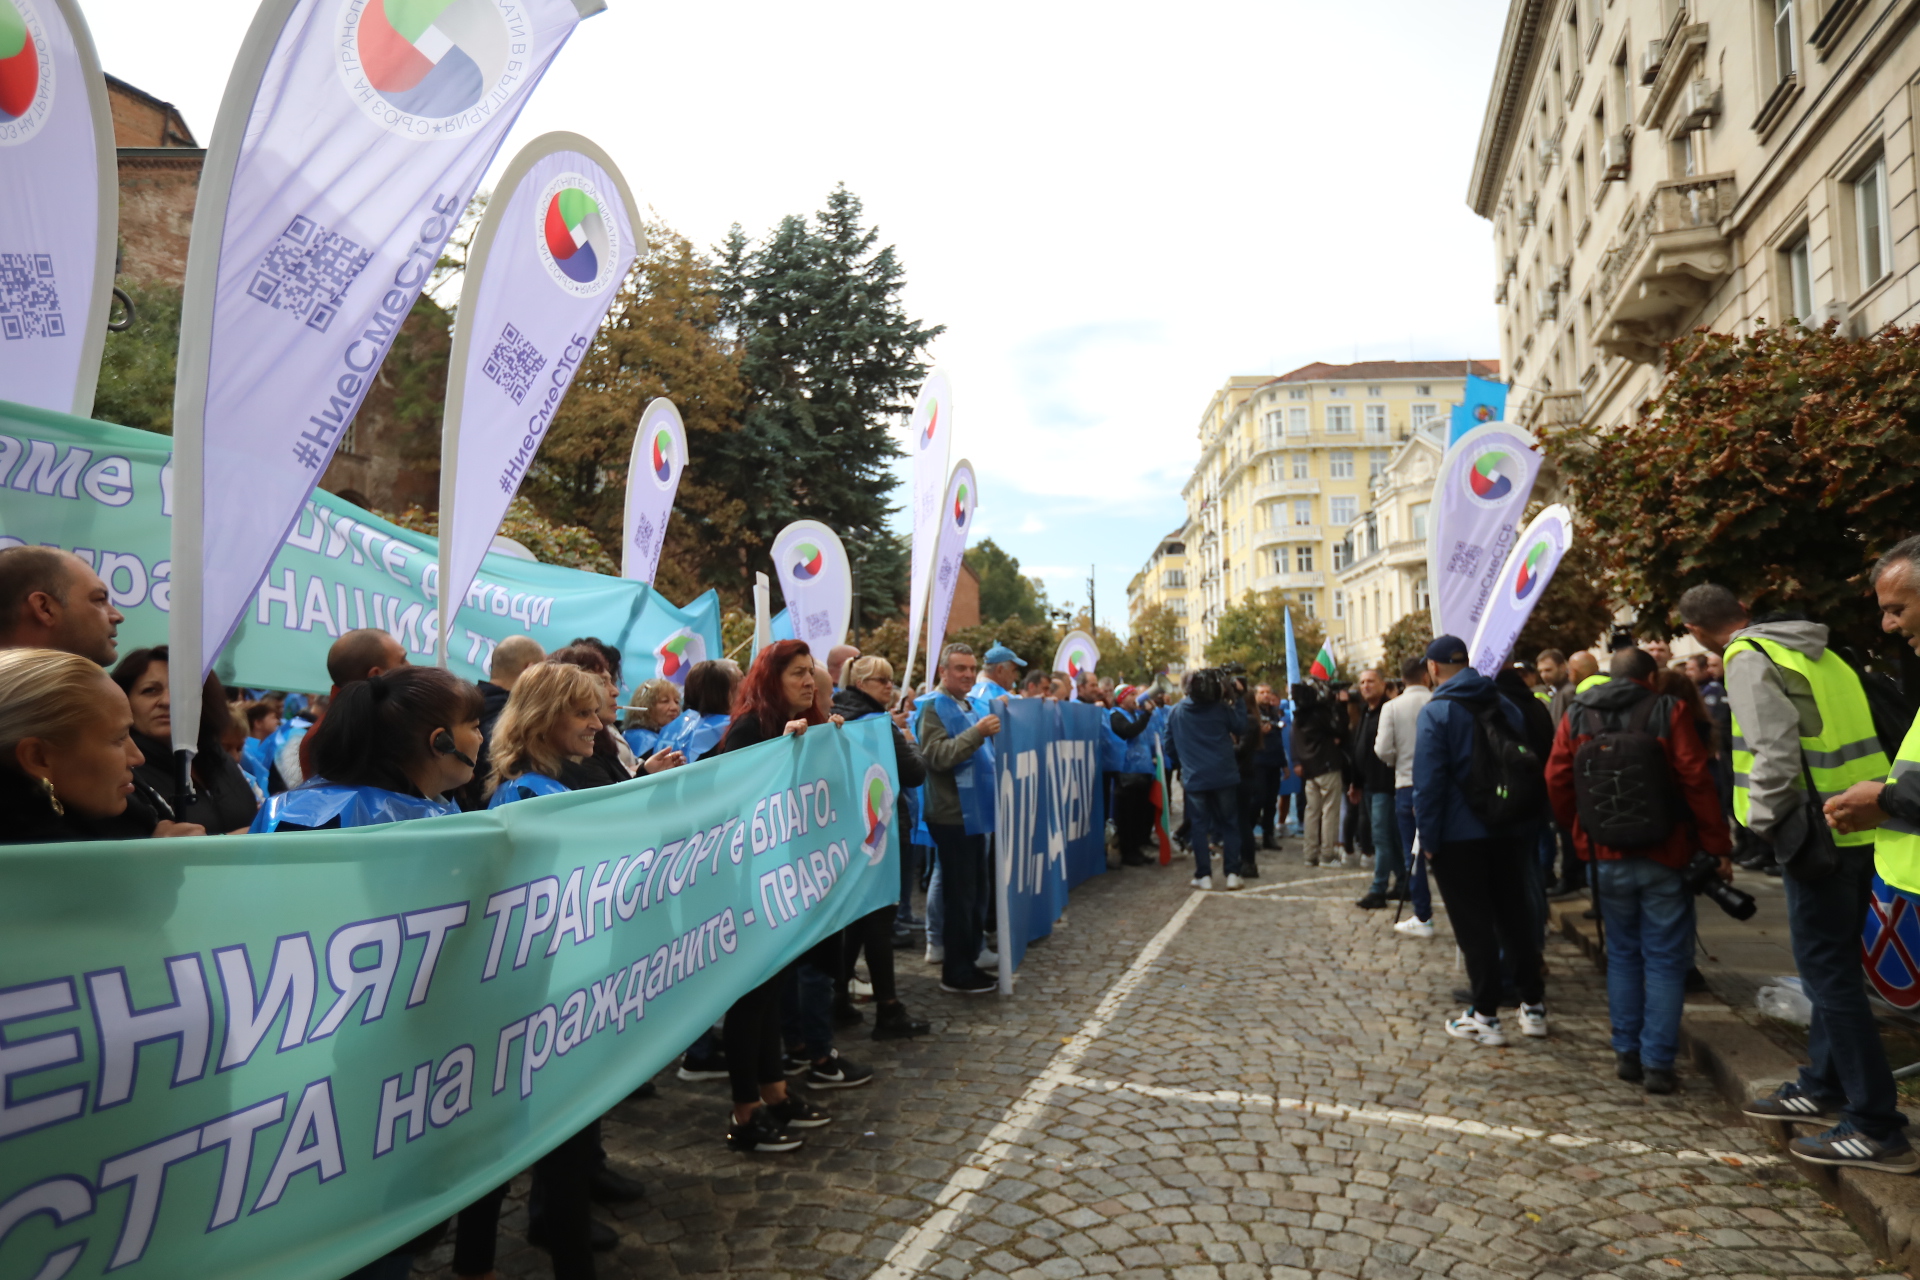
[1126,528,1193,672]
[1174,361,1495,671]
[1472,0,1920,435]
[1333,428,1444,672]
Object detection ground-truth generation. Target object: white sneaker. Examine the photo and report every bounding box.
[1393,916,1436,939]
[1225,874,1244,890]
[1516,1003,1548,1038]
[1445,1009,1507,1046]
[1190,875,1212,890]
[924,943,944,964]
[978,947,999,966]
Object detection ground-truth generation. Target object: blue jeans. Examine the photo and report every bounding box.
[1783,849,1905,1139]
[1186,786,1241,877]
[1394,787,1431,921]
[1596,858,1695,1069]
[928,822,987,986]
[780,948,836,1060]
[1367,791,1405,895]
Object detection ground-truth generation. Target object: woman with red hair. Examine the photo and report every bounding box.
[710,640,851,1151]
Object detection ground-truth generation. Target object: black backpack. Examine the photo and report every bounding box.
[1571,694,1679,849]
[1464,701,1549,831]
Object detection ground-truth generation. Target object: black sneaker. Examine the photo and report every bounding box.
[1742,1082,1842,1124]
[726,1106,804,1152]
[872,1001,931,1040]
[1241,860,1261,879]
[768,1094,833,1129]
[1615,1051,1643,1083]
[804,1049,874,1089]
[677,1052,728,1082]
[940,969,998,995]
[1354,892,1389,910]
[781,1050,809,1075]
[1645,1067,1678,1095]
[1789,1122,1920,1174]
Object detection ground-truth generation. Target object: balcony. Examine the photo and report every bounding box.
[1252,478,1321,501]
[1535,390,1585,429]
[1253,525,1323,552]
[1253,571,1326,593]
[1594,173,1736,363]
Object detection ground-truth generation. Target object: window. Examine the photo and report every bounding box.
[1295,545,1315,573]
[1410,403,1438,429]
[1369,450,1389,479]
[1773,0,1797,84]
[1330,495,1358,525]
[1327,385,1346,397]
[1291,452,1310,479]
[1174,626,1188,643]
[1264,457,1284,483]
[1288,387,1307,400]
[1365,404,1388,438]
[1411,502,1430,540]
[1415,384,1431,396]
[1287,407,1309,436]
[1325,405,1354,433]
[1784,234,1812,322]
[1333,589,1346,619]
[1414,575,1431,612]
[1291,499,1313,525]
[1853,156,1890,289]
[1162,569,1186,588]
[1263,410,1284,442]
[1298,592,1317,620]
[1269,549,1286,575]
[1328,450,1354,479]
[1169,598,1187,616]
[1365,385,1382,396]
[1332,540,1353,571]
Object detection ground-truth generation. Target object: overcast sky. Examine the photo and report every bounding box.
[87,0,1506,632]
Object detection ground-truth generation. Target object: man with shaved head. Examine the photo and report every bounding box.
[283,628,410,787]
[0,545,125,665]
[828,644,860,687]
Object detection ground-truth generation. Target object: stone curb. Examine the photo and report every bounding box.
[1548,898,1920,1273]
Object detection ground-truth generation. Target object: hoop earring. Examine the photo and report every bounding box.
[38,776,64,817]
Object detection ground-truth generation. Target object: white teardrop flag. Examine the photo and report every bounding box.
[621,397,685,584]
[922,460,977,678]
[901,370,953,687]
[770,519,852,663]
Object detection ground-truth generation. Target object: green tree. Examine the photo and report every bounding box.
[381,496,615,575]
[526,222,752,604]
[964,539,1050,624]
[713,185,941,614]
[93,280,182,432]
[1544,321,1920,661]
[1118,603,1183,682]
[1204,590,1323,686]
[1382,610,1433,675]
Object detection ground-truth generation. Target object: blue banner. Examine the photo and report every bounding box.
[991,698,1106,988]
[1448,373,1508,444]
[0,719,898,1280]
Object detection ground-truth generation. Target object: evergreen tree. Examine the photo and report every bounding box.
[964,539,1050,624]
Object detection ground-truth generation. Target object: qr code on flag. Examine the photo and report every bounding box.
[0,253,64,341]
[629,511,657,560]
[482,324,547,405]
[245,215,373,333]
[806,610,831,638]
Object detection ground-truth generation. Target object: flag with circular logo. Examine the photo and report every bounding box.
[1053,629,1100,681]
[1425,421,1543,640]
[860,762,896,865]
[620,397,686,584]
[0,0,116,416]
[168,0,598,769]
[437,132,637,658]
[922,460,978,686]
[652,624,707,687]
[902,369,954,689]
[1467,503,1572,677]
[770,519,852,663]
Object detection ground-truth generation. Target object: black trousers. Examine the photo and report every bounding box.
[1114,776,1154,860]
[453,1120,599,1279]
[722,973,789,1105]
[1430,836,1545,1018]
[1252,764,1284,838]
[842,905,900,1003]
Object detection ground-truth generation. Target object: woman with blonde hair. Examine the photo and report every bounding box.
[0,647,206,842]
[622,676,682,758]
[488,661,685,808]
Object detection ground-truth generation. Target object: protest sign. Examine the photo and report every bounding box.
[1468,503,1572,676]
[0,399,720,692]
[438,132,638,656]
[1425,421,1541,640]
[0,0,116,416]
[901,370,952,689]
[0,717,898,1280]
[922,460,976,680]
[621,397,685,584]
[992,698,1106,992]
[770,519,851,663]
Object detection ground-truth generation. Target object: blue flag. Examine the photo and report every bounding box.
[1449,373,1508,443]
[1284,608,1301,690]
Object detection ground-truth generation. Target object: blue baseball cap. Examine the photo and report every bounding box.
[1424,634,1470,664]
[983,642,1027,667]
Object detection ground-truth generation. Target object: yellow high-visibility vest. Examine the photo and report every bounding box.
[1576,673,1608,693]
[1726,636,1887,850]
[1876,716,1920,893]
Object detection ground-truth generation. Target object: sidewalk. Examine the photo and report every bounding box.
[1549,886,1920,1274]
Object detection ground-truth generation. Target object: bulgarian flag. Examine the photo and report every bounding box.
[1307,641,1337,681]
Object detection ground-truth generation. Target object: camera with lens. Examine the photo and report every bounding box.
[1679,850,1757,921]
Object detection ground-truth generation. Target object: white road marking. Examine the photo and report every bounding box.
[866,891,1209,1280]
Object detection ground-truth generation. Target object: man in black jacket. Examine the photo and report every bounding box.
[1291,682,1348,867]
[1252,685,1289,849]
[1350,669,1404,908]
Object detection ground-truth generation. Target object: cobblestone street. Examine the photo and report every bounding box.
[420,851,1905,1280]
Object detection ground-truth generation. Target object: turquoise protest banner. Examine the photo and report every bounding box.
[0,718,899,1280]
[0,399,720,692]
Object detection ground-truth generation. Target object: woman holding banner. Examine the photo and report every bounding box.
[111,645,259,834]
[712,640,847,1150]
[656,660,743,763]
[0,648,207,842]
[247,667,484,832]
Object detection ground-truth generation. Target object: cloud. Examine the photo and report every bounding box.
[1018,513,1048,534]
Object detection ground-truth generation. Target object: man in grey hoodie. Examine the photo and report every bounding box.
[1680,583,1912,1174]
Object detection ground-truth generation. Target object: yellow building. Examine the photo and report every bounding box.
[1175,360,1496,671]
[1334,429,1443,671]
[1126,527,1192,673]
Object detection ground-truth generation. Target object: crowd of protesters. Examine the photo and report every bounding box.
[4,525,1920,1263]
